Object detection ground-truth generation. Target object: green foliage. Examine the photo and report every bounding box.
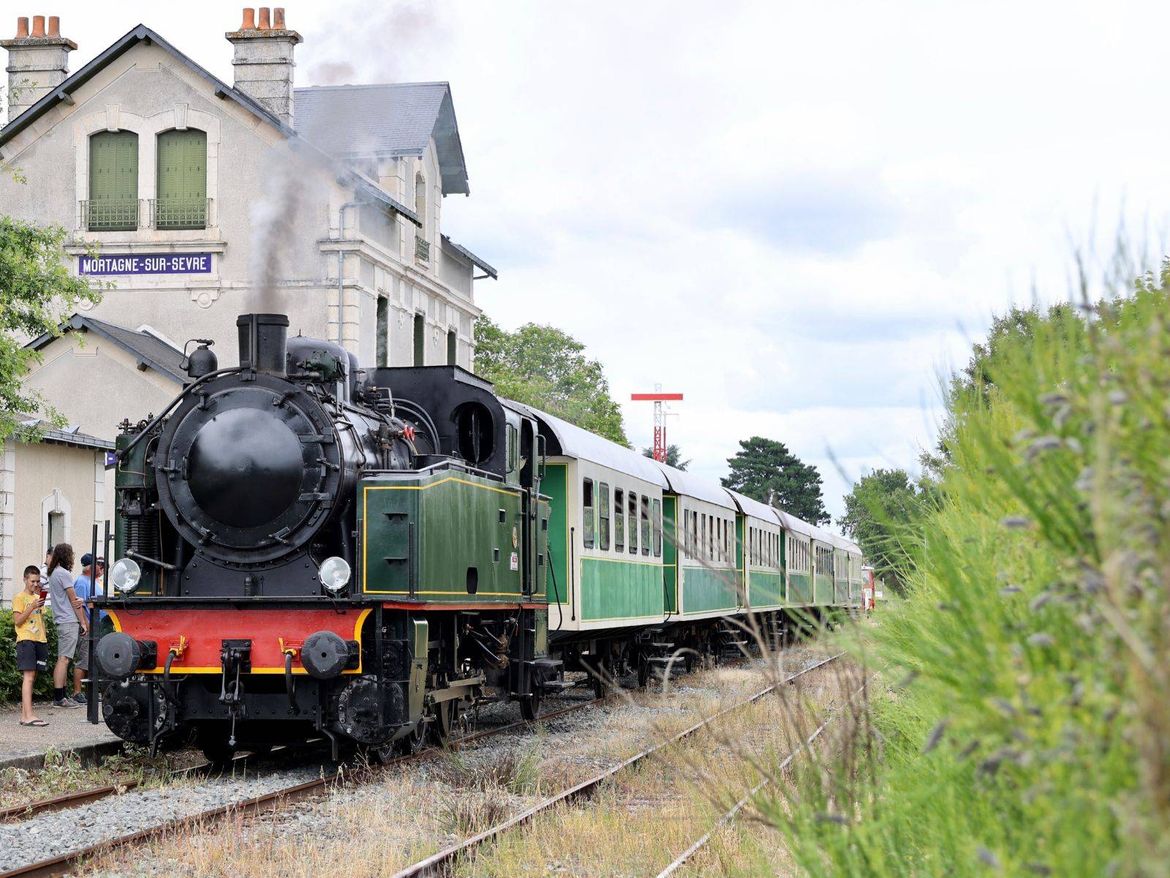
[764,276,1170,876]
[474,315,628,446]
[721,436,829,524]
[0,607,62,701]
[838,468,927,594]
[641,444,689,470]
[0,216,101,440]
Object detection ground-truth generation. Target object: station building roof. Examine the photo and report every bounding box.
[296,83,470,196]
[26,314,187,384]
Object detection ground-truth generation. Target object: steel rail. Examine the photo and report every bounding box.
[0,743,308,824]
[655,680,866,877]
[0,696,599,878]
[390,652,845,878]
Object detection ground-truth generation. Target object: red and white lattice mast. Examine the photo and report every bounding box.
[631,385,684,462]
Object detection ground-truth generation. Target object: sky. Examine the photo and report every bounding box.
[25,1,1170,523]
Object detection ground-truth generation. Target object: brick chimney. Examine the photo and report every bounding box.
[226,7,301,127]
[1,15,76,124]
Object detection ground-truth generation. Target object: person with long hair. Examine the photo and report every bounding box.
[45,543,88,708]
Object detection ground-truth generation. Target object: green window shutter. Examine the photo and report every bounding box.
[88,131,138,231]
[157,129,207,230]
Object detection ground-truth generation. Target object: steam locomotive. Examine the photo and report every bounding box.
[92,313,555,760]
[90,312,865,761]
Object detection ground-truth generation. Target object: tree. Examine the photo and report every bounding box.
[838,468,926,595]
[955,302,1077,398]
[474,315,628,445]
[1,217,101,440]
[642,444,689,470]
[721,437,829,524]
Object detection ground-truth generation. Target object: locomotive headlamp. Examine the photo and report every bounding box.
[319,556,351,593]
[111,558,142,594]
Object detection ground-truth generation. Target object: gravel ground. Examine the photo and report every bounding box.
[0,760,331,873]
[76,647,830,877]
[0,648,828,875]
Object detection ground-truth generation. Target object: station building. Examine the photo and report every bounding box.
[0,10,497,602]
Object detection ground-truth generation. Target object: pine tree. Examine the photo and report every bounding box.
[721,436,829,524]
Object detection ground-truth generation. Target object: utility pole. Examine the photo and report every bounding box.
[631,385,684,462]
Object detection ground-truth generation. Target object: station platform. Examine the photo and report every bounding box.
[0,699,123,771]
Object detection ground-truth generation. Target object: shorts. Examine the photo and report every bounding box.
[57,623,82,664]
[16,640,48,672]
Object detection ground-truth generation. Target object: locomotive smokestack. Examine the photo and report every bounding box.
[236,313,289,375]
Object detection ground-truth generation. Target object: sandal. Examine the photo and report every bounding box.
[19,719,49,727]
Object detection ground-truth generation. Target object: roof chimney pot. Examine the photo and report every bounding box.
[226,6,300,126]
[273,7,285,29]
[2,13,76,123]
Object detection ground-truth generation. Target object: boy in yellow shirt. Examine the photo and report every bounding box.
[13,565,49,726]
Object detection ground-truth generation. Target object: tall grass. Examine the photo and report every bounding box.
[759,271,1170,877]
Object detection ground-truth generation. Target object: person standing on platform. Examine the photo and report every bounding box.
[13,565,49,726]
[73,554,105,697]
[45,543,88,708]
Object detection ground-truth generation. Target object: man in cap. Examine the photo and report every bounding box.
[69,553,104,705]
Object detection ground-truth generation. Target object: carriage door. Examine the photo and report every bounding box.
[661,495,678,613]
[518,415,537,596]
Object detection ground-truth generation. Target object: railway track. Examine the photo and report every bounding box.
[390,651,845,878]
[655,678,866,877]
[0,743,311,824]
[0,695,599,878]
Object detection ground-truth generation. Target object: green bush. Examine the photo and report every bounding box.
[0,606,62,701]
[759,275,1170,877]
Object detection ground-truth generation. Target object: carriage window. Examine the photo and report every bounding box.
[614,489,625,552]
[699,514,707,561]
[582,479,595,549]
[691,511,698,558]
[628,492,638,554]
[640,495,651,556]
[652,499,662,557]
[598,483,610,551]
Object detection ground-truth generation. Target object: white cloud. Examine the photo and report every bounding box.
[36,0,1170,522]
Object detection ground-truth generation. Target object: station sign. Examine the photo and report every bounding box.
[79,252,213,275]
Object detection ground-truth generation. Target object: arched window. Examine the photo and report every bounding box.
[88,131,139,231]
[156,129,207,229]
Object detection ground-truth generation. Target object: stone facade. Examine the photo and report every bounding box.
[0,434,112,604]
[0,11,490,428]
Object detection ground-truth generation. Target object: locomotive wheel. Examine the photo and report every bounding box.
[196,728,235,767]
[430,700,456,747]
[398,721,427,756]
[519,689,541,722]
[367,742,398,765]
